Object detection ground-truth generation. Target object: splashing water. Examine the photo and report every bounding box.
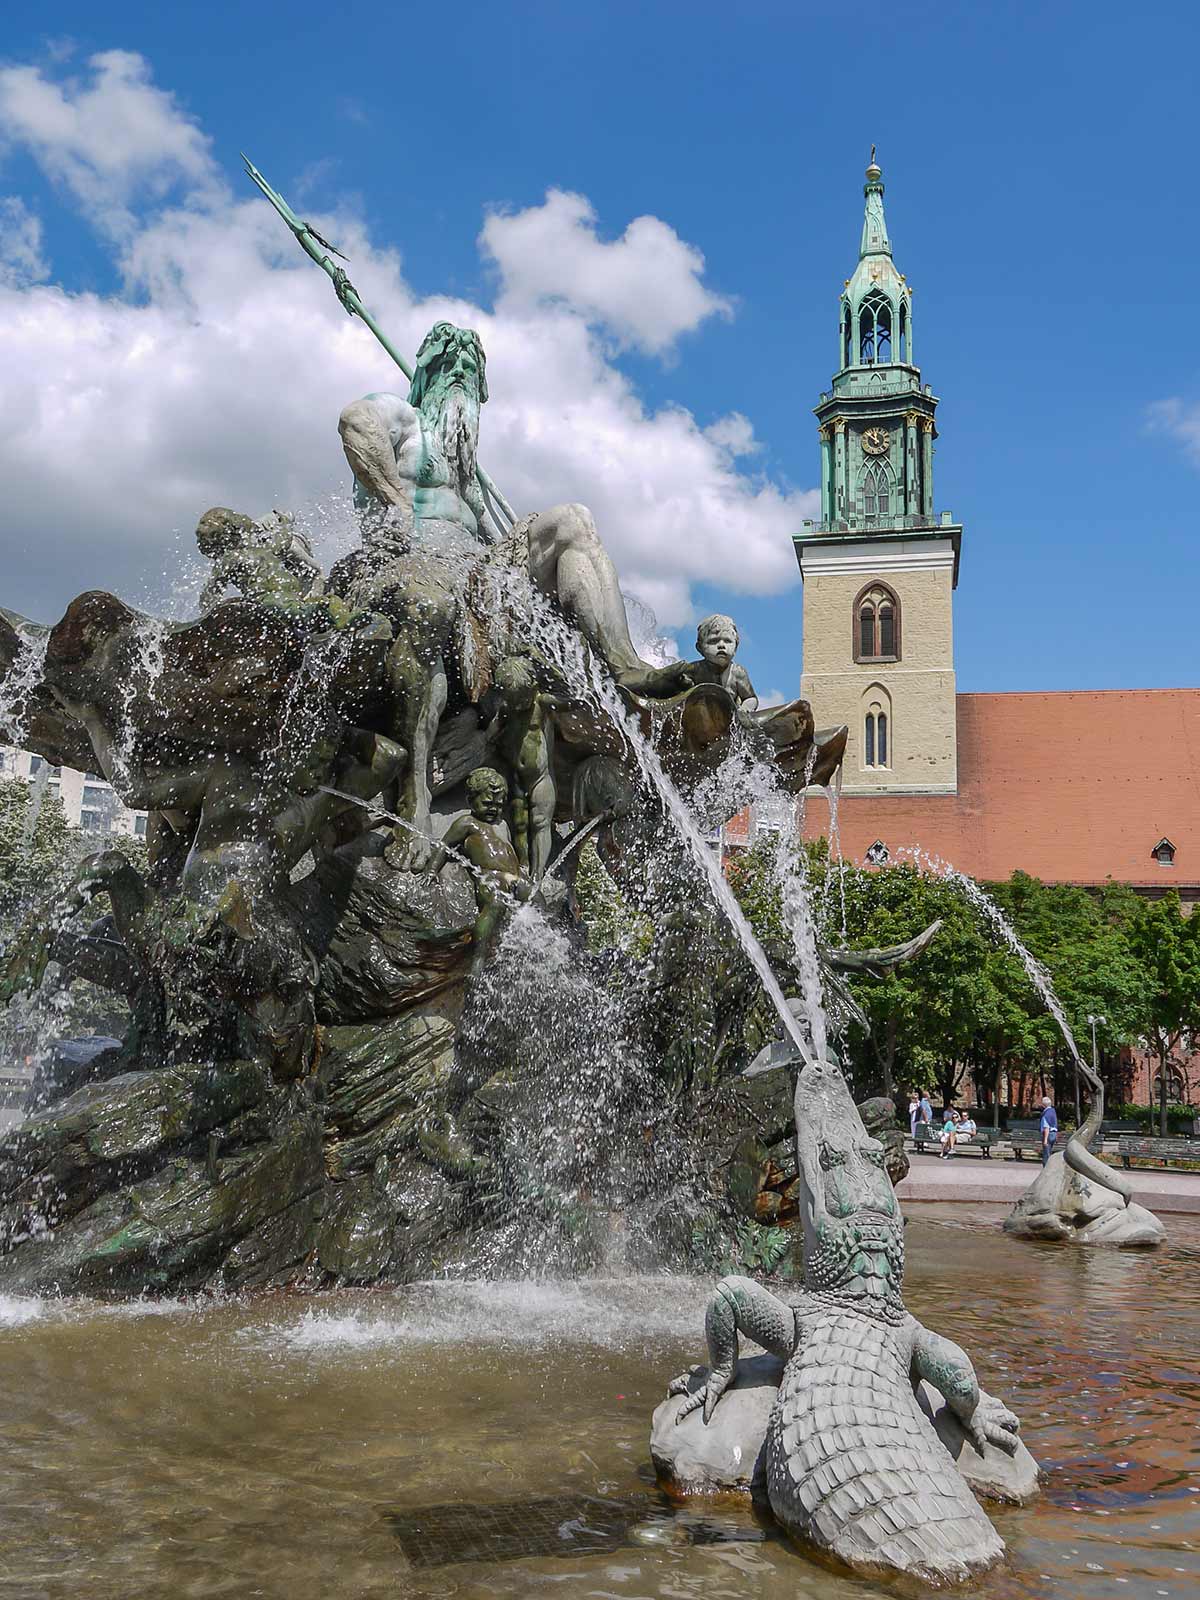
[112,618,168,790]
[456,902,686,1276]
[818,775,849,940]
[899,846,1086,1071]
[477,560,819,1070]
[18,760,51,851]
[0,629,49,749]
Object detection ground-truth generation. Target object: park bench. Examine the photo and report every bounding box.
[1007,1119,1063,1159]
[912,1123,999,1158]
[1117,1136,1200,1170]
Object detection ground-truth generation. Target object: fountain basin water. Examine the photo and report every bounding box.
[0,1208,1194,1599]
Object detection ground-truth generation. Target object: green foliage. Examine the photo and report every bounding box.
[0,777,79,932]
[573,814,1199,1128]
[725,844,1191,1118]
[570,840,653,958]
[689,1210,795,1276]
[1125,893,1200,1133]
[1110,1102,1195,1135]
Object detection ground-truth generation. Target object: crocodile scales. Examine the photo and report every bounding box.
[668,1058,1023,1584]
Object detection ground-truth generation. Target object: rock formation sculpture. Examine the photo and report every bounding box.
[0,308,846,1294]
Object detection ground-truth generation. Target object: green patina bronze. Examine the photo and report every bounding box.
[241,155,516,529]
[808,153,954,539]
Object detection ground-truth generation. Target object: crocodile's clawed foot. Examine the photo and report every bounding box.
[666,1368,699,1398]
[673,1387,706,1423]
[968,1393,1021,1457]
[668,1366,733,1426]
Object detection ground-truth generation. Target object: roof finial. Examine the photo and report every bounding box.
[865,146,882,184]
[870,143,876,164]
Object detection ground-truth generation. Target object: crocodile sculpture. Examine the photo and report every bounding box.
[667,1057,1023,1584]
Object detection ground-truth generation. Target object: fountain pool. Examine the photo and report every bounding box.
[0,1207,1195,1599]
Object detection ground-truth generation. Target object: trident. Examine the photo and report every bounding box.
[242,153,517,534]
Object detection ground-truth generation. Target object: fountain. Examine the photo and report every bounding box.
[0,158,849,1302]
[2,161,1177,1591]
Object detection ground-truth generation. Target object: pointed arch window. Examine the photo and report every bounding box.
[864,710,896,764]
[898,303,908,363]
[864,708,889,768]
[861,683,892,771]
[862,461,891,521]
[842,310,852,368]
[854,582,901,663]
[858,292,892,365]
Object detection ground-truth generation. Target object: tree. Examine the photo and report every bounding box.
[1126,893,1200,1135]
[0,776,78,936]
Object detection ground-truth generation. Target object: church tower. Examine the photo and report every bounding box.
[795,154,961,795]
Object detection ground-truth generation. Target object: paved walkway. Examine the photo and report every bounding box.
[896,1150,1200,1214]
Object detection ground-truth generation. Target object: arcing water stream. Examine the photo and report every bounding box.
[897,846,1088,1073]
[477,557,822,1070]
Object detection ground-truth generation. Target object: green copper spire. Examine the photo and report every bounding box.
[860,147,891,259]
[811,155,949,533]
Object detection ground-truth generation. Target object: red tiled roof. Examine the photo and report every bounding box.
[797,690,1200,888]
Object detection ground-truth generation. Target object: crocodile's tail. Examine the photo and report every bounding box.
[767,1309,1004,1584]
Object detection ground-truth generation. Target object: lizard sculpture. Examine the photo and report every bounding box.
[668,1056,1023,1584]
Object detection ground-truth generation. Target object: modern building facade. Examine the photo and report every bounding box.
[0,745,146,839]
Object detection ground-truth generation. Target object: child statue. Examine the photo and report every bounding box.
[684,614,759,713]
[485,655,570,879]
[405,766,534,975]
[196,506,359,631]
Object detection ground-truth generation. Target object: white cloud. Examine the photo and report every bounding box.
[704,411,760,460]
[1148,397,1200,467]
[0,52,812,636]
[481,188,733,355]
[0,196,48,285]
[0,50,216,232]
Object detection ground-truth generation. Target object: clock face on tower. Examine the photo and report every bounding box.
[862,427,889,456]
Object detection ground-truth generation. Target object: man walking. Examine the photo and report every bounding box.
[1039,1094,1059,1166]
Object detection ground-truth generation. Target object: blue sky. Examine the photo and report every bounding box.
[2,1,1197,701]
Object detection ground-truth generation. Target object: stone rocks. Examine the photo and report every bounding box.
[314,1174,397,1282]
[650,1354,781,1498]
[915,1382,1041,1505]
[320,1006,460,1177]
[857,1095,910,1186]
[294,843,475,1021]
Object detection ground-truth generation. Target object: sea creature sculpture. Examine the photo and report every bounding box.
[1004,1058,1164,1246]
[666,1058,1023,1584]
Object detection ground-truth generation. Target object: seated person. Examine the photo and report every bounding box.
[938,1109,959,1157]
[957,1113,978,1140]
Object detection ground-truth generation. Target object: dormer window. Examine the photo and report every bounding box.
[854,582,901,662]
[1152,837,1177,867]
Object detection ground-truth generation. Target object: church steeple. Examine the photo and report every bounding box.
[796,155,963,799]
[840,151,912,373]
[813,154,939,529]
[860,149,891,258]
